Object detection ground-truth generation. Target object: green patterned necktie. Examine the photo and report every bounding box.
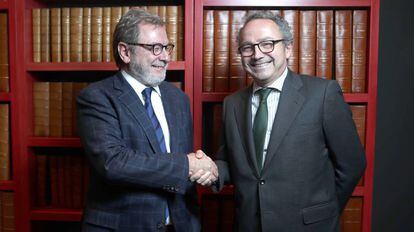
[253,88,272,170]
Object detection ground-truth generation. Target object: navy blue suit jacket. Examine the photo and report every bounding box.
[78,72,200,232]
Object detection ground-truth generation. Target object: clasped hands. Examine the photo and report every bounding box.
[187,150,218,186]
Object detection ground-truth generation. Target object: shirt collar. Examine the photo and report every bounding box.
[121,70,161,96]
[252,66,288,94]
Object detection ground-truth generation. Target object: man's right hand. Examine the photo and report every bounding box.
[187,150,218,186]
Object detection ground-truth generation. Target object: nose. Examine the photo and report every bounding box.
[158,48,171,62]
[252,44,265,59]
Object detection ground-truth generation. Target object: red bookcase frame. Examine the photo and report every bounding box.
[193,0,379,232]
[7,0,378,231]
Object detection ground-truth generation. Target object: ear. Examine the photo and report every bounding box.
[118,42,131,64]
[284,43,293,60]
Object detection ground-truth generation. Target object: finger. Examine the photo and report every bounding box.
[195,150,204,159]
[190,169,204,182]
[201,178,212,186]
[196,171,211,184]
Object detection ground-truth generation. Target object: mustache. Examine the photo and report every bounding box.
[249,58,273,66]
[152,60,168,67]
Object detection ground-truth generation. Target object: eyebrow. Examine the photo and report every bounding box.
[239,37,278,46]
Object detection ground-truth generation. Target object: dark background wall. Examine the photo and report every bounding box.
[372,0,414,231]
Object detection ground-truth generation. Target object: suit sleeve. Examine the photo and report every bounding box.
[213,99,232,192]
[323,81,367,211]
[77,87,190,195]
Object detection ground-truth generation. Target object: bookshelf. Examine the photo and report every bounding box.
[193,0,379,231]
[12,0,194,231]
[5,0,379,231]
[0,0,19,231]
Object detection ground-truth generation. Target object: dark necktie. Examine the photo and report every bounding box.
[142,87,170,222]
[252,88,272,170]
[142,87,167,153]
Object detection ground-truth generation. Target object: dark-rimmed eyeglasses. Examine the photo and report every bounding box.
[125,42,175,56]
[238,39,285,57]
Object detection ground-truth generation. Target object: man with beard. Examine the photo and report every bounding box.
[212,11,366,232]
[78,9,217,232]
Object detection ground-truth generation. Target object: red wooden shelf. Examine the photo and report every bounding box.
[202,0,371,7]
[201,92,368,103]
[201,92,227,102]
[0,92,11,102]
[353,186,364,196]
[344,93,369,103]
[26,61,185,71]
[30,209,82,221]
[28,137,82,147]
[0,1,8,9]
[0,180,15,191]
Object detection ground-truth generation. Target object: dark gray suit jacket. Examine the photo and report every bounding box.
[77,73,200,232]
[215,70,366,232]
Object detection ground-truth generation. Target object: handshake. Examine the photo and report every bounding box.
[187,150,218,186]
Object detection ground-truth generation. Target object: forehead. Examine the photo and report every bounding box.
[240,19,282,43]
[138,23,168,43]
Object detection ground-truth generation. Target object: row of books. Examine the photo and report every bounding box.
[32,5,184,63]
[36,153,88,209]
[201,196,362,232]
[0,104,10,181]
[203,10,368,93]
[203,103,366,185]
[0,191,15,232]
[32,80,184,138]
[33,82,89,137]
[0,13,9,93]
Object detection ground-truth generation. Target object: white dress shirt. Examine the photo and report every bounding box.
[122,70,171,153]
[251,67,288,167]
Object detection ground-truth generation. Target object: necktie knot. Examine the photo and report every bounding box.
[142,87,153,101]
[257,88,272,104]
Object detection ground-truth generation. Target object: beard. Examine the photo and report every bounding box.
[128,58,167,87]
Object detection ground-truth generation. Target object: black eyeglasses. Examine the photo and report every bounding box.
[238,39,285,57]
[125,42,175,56]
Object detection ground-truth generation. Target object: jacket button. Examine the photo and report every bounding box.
[259,180,265,185]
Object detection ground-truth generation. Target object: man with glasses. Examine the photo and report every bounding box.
[78,9,216,232]
[212,11,366,232]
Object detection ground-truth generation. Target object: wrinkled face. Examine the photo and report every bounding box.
[128,24,170,87]
[239,19,292,87]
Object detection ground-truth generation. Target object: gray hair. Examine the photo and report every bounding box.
[238,11,293,47]
[112,9,165,68]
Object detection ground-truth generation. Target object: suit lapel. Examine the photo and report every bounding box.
[159,83,179,153]
[262,71,305,172]
[113,73,161,153]
[233,86,260,178]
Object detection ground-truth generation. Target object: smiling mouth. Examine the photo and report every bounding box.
[152,65,166,70]
[251,61,271,68]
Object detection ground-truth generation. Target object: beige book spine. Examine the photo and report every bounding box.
[40,8,50,62]
[0,104,9,180]
[70,8,83,62]
[102,7,111,62]
[91,7,103,62]
[33,82,50,136]
[0,13,9,92]
[82,8,92,62]
[51,8,62,62]
[32,9,41,63]
[166,6,178,61]
[61,8,71,62]
[110,7,122,62]
[49,82,63,137]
